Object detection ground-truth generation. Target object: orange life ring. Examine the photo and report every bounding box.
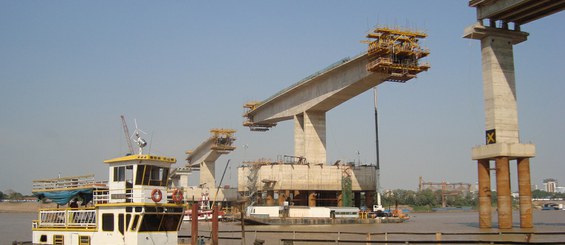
[172,189,183,203]
[151,189,162,202]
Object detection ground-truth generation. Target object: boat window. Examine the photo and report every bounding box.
[40,235,47,242]
[114,166,125,182]
[131,214,140,231]
[102,213,114,232]
[53,234,64,245]
[135,165,169,186]
[135,207,142,212]
[118,214,124,235]
[78,235,90,245]
[138,214,183,232]
[126,214,131,232]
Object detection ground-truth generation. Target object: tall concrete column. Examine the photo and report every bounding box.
[303,111,326,164]
[201,161,215,188]
[480,32,522,143]
[294,114,305,158]
[478,159,492,228]
[518,157,533,228]
[496,157,512,229]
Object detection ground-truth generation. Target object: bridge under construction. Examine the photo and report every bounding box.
[239,26,430,208]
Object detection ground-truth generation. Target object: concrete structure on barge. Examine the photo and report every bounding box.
[238,160,377,208]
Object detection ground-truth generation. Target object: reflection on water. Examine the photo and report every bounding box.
[3,210,564,244]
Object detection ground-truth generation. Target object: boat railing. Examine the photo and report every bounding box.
[37,208,97,229]
[94,187,159,204]
[32,175,104,191]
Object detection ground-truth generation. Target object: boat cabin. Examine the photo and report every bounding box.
[32,154,185,245]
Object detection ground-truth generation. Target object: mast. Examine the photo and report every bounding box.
[121,115,134,155]
[374,87,382,209]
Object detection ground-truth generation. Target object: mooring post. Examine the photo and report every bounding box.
[212,205,219,245]
[191,203,199,245]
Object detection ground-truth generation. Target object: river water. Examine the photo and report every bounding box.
[4,211,565,244]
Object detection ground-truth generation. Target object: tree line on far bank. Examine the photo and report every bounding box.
[0,190,27,201]
[378,189,565,211]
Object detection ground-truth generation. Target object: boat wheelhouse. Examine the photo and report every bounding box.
[32,154,185,245]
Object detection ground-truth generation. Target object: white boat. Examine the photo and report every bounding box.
[183,193,225,221]
[31,134,186,245]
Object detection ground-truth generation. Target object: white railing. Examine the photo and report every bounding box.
[94,188,163,204]
[38,209,96,228]
[67,209,97,227]
[32,175,106,191]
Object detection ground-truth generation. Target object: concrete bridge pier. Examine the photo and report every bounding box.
[465,23,535,229]
[294,111,326,164]
[477,159,491,228]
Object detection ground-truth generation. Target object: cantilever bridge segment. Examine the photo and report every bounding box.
[243,27,430,165]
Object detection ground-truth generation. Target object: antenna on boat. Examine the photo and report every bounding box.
[121,115,135,155]
[131,119,148,155]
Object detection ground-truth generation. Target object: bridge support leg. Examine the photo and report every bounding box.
[478,159,492,228]
[294,111,326,164]
[496,157,512,229]
[200,161,215,188]
[518,157,533,228]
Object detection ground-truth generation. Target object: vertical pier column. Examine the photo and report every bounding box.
[478,159,492,228]
[294,114,305,158]
[200,161,215,188]
[295,111,326,164]
[305,111,326,164]
[518,157,533,228]
[496,157,512,229]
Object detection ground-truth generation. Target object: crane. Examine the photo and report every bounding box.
[120,115,134,155]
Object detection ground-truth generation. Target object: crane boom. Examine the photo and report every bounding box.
[121,115,134,155]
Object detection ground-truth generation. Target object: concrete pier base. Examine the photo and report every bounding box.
[496,157,512,229]
[518,157,533,228]
[477,159,492,228]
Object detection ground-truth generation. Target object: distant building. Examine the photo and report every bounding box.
[543,178,558,193]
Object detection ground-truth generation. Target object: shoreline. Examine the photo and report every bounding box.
[0,202,56,213]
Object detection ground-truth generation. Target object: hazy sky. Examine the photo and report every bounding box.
[1,1,563,194]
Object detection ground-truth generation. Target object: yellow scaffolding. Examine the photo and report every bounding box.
[365,27,430,82]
